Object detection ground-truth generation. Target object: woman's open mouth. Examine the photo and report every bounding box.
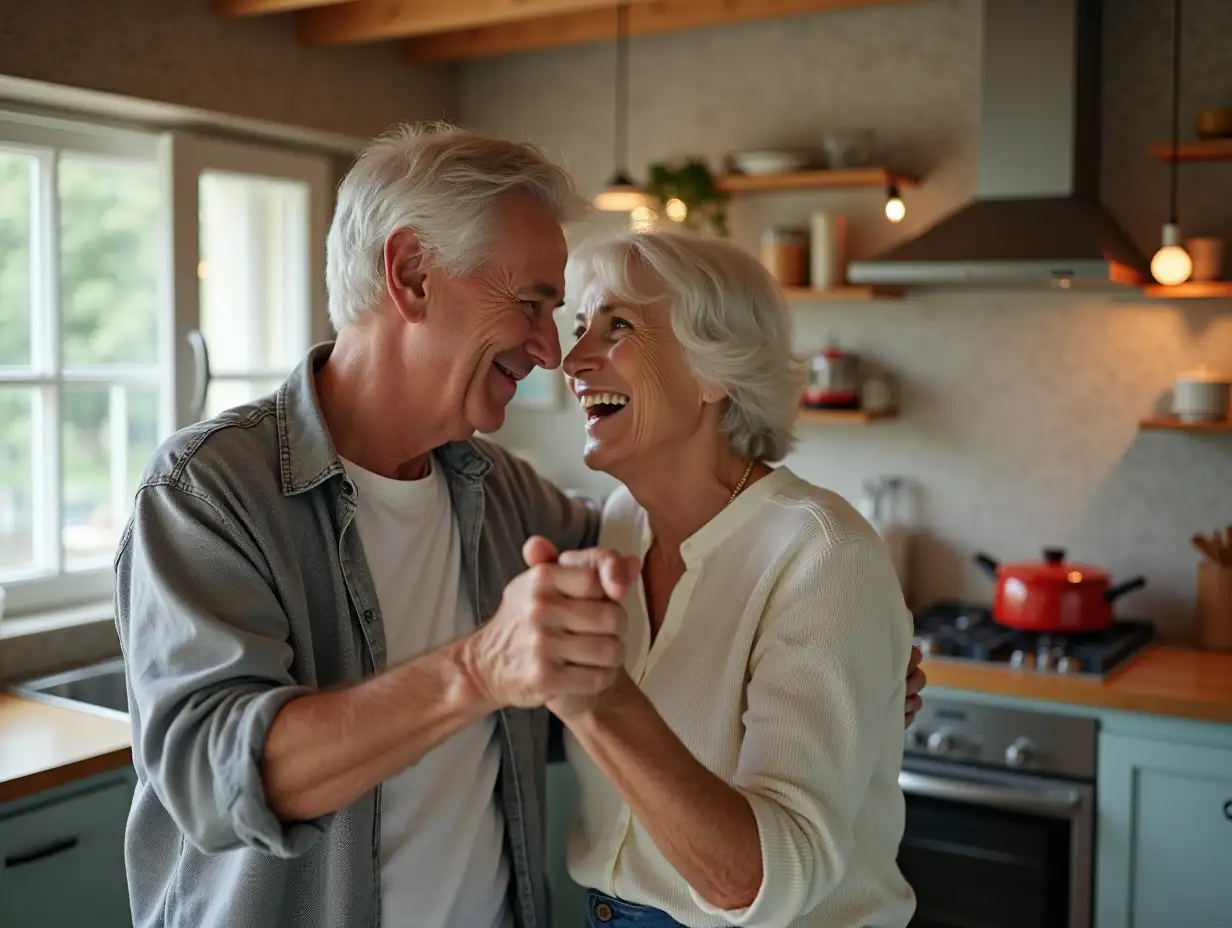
[579,392,630,423]
[494,360,519,384]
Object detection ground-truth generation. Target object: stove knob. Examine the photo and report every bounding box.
[1010,649,1036,670]
[1037,649,1057,672]
[1057,656,1082,674]
[1005,738,1034,768]
[918,636,937,656]
[927,729,955,756]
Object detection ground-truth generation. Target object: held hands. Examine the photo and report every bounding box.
[463,536,638,712]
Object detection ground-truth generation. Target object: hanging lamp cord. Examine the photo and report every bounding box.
[1167,0,1182,224]
[614,1,629,175]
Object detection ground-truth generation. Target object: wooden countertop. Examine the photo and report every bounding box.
[0,694,132,804]
[923,645,1232,724]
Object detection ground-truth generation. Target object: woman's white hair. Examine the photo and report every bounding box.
[326,121,584,329]
[567,230,806,463]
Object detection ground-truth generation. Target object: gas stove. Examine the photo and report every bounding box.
[913,600,1155,677]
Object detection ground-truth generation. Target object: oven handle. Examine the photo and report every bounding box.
[899,770,1082,819]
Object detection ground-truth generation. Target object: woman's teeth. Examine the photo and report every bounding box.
[579,393,630,412]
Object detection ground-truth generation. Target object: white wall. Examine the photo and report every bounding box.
[458,0,1232,640]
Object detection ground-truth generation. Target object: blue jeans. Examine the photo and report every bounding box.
[584,890,693,927]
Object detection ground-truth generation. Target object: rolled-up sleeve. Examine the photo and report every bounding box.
[689,536,906,928]
[115,479,327,858]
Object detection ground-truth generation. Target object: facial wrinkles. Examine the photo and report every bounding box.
[620,311,677,453]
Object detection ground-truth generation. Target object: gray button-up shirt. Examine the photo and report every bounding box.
[114,343,600,928]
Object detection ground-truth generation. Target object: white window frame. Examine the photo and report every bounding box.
[0,110,169,616]
[166,132,332,430]
[0,115,333,620]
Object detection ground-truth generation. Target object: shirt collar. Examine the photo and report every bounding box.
[277,341,492,496]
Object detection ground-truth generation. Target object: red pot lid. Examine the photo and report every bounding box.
[1000,547,1111,585]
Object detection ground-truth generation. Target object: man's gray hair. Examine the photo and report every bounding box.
[326,122,584,329]
[567,231,806,462]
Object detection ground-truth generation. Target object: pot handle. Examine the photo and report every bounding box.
[1104,576,1147,603]
[973,553,1000,578]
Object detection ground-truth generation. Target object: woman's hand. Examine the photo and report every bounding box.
[548,667,634,722]
[521,539,640,720]
[905,644,926,726]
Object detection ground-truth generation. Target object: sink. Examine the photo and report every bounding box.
[9,658,130,720]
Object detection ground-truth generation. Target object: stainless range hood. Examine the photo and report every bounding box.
[847,0,1148,289]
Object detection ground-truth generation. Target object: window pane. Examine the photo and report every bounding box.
[0,388,35,575]
[60,156,160,366]
[205,378,283,419]
[200,172,310,373]
[62,384,158,567]
[0,151,34,367]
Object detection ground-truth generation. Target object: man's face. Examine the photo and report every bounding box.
[393,194,568,436]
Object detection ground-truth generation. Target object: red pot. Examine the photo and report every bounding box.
[974,547,1147,633]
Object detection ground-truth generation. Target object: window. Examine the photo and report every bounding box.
[0,113,330,618]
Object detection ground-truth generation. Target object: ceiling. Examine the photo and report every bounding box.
[213,0,920,63]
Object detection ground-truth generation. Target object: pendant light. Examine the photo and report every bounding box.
[884,182,906,223]
[1151,0,1192,286]
[593,2,648,212]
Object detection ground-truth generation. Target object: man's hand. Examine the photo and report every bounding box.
[905,644,926,726]
[461,536,636,710]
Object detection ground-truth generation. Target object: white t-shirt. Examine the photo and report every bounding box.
[341,454,510,928]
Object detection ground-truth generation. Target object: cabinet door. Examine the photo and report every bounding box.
[1097,733,1232,928]
[0,775,134,927]
[545,761,587,927]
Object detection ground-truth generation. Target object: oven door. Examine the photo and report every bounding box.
[897,758,1093,928]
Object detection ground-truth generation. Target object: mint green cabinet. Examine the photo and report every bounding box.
[0,768,135,928]
[546,761,587,927]
[1096,732,1232,928]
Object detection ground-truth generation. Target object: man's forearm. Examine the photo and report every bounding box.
[261,636,494,822]
[564,675,762,910]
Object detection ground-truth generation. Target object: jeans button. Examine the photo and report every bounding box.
[595,901,614,923]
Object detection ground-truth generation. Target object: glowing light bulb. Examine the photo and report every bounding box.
[629,205,656,232]
[1151,222,1193,286]
[664,198,688,222]
[884,183,906,223]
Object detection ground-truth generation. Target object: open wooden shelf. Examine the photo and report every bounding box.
[782,285,902,302]
[1150,139,1232,163]
[797,408,898,424]
[717,167,917,193]
[1142,281,1232,300]
[1139,417,1232,433]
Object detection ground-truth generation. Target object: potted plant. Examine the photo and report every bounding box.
[643,157,729,237]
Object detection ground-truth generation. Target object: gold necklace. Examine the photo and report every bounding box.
[728,459,756,505]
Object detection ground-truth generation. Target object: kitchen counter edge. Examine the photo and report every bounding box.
[921,645,1232,724]
[0,693,132,805]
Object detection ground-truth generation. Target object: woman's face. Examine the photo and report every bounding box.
[563,264,718,475]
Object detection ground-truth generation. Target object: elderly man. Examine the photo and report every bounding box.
[115,123,925,928]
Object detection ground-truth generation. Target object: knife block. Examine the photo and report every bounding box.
[1196,561,1232,652]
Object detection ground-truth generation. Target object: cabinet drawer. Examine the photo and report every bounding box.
[0,777,133,927]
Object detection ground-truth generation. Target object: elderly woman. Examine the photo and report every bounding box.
[551,230,916,928]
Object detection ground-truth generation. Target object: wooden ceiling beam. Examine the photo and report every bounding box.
[402,0,920,62]
[299,0,665,46]
[214,0,355,17]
